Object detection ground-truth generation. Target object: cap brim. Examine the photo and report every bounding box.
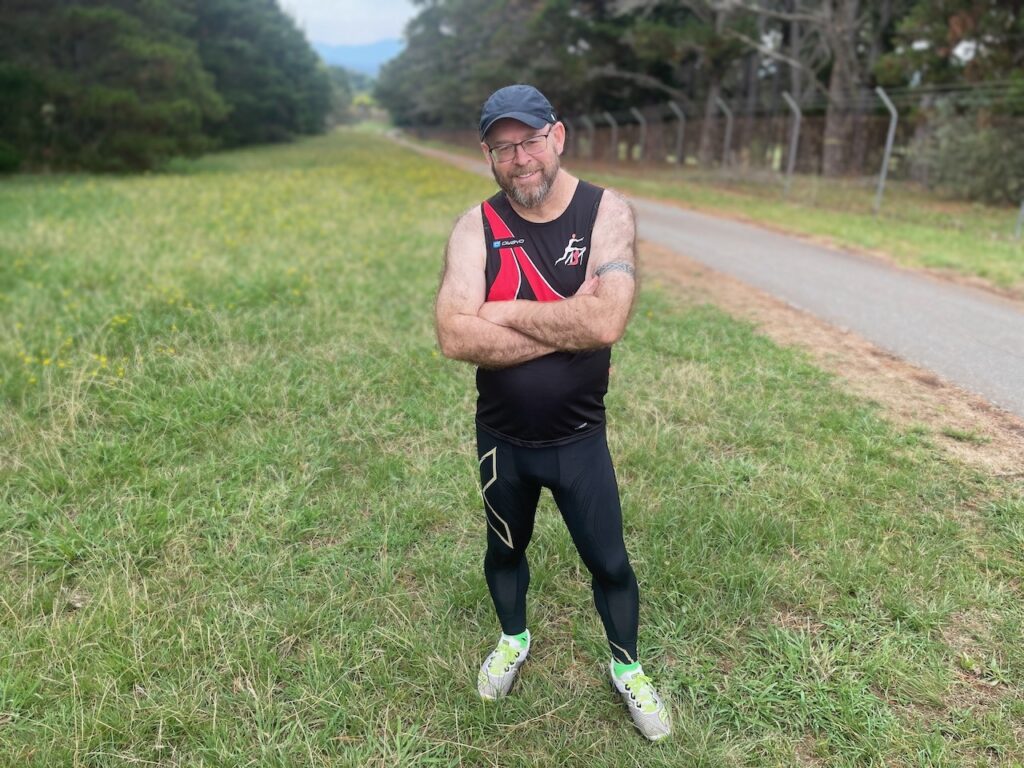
[480,111,550,139]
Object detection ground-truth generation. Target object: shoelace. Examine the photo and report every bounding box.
[623,673,659,713]
[487,640,521,675]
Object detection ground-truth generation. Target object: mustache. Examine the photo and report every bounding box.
[507,165,542,179]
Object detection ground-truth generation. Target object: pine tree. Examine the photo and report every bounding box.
[0,0,226,171]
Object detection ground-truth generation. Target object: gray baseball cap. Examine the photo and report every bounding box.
[479,84,557,139]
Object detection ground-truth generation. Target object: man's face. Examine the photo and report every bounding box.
[482,119,564,209]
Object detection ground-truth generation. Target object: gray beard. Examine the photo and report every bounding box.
[494,164,558,209]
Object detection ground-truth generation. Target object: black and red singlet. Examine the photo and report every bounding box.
[475,180,608,447]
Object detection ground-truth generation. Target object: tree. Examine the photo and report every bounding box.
[881,0,1024,201]
[599,1,751,164]
[0,0,226,171]
[879,0,1024,97]
[377,0,745,134]
[193,0,332,146]
[818,0,862,176]
[730,0,916,175]
[378,0,548,128]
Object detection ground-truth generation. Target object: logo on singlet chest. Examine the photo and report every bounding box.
[555,233,587,267]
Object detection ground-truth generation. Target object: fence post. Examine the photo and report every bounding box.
[781,91,802,197]
[562,116,574,157]
[714,96,733,166]
[667,101,686,166]
[1016,200,1024,239]
[874,86,898,215]
[629,107,646,162]
[580,115,595,159]
[603,111,618,162]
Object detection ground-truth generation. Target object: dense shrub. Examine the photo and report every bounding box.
[910,102,1024,205]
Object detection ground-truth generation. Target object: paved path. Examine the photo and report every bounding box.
[405,138,1024,419]
[634,198,1024,419]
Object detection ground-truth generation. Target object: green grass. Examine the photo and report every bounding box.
[2,129,1023,766]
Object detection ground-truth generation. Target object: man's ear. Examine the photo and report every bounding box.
[553,122,567,156]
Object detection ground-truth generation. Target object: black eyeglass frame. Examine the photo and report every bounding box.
[485,126,555,163]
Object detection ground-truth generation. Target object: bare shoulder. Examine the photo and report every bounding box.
[448,205,485,247]
[595,189,636,234]
[589,189,636,276]
[443,204,486,273]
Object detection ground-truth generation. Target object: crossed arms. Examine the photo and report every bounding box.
[435,192,637,369]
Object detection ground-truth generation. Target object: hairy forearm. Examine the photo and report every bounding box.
[495,296,611,350]
[480,265,635,350]
[438,314,556,368]
[483,283,638,351]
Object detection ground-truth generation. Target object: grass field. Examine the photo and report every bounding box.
[2,129,1023,766]
[416,134,1024,294]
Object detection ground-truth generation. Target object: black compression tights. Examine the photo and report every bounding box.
[476,425,640,664]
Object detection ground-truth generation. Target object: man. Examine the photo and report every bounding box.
[435,84,670,742]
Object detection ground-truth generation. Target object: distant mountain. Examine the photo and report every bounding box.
[312,39,404,78]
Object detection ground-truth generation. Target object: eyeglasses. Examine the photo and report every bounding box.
[487,127,554,163]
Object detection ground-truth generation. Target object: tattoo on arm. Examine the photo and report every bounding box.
[594,261,635,278]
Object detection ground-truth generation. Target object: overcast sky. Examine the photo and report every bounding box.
[281,0,417,46]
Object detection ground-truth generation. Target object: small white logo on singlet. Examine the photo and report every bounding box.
[556,234,587,267]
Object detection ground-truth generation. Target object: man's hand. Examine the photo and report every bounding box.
[576,275,600,296]
[478,300,510,327]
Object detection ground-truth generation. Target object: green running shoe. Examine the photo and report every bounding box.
[609,662,671,741]
[477,631,530,700]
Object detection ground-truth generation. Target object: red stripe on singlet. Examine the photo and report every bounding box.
[482,202,565,303]
[482,202,520,301]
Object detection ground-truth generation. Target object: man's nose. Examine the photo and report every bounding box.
[512,143,532,163]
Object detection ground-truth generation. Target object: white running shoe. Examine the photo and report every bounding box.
[609,662,671,741]
[477,631,530,700]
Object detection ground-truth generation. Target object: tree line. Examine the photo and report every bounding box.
[0,0,351,172]
[376,0,1024,195]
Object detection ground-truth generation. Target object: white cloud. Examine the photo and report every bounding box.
[281,0,417,46]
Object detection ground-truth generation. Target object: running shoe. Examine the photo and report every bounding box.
[609,662,671,741]
[477,631,530,700]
